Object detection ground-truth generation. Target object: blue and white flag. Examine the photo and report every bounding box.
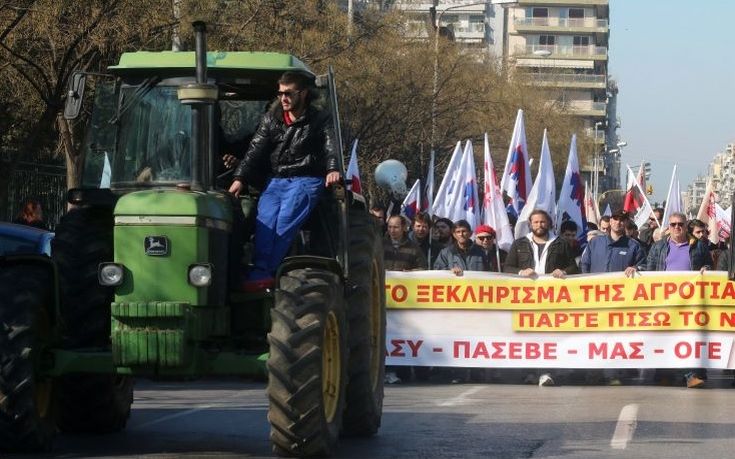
[401,179,421,221]
[482,133,513,252]
[500,109,532,218]
[555,134,587,243]
[432,141,463,219]
[447,140,479,229]
[515,129,556,238]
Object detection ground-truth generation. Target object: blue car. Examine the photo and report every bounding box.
[0,222,54,256]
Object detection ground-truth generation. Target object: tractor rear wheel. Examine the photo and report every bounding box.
[341,209,386,436]
[0,265,56,452]
[52,206,134,433]
[267,268,348,457]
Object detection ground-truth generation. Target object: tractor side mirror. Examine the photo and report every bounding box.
[64,72,86,120]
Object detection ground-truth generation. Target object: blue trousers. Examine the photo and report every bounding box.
[250,177,324,279]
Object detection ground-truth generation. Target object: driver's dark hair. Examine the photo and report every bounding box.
[278,71,316,103]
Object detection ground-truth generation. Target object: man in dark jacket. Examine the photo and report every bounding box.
[503,209,579,278]
[581,210,645,276]
[433,220,487,275]
[228,71,341,286]
[409,212,438,269]
[384,215,427,271]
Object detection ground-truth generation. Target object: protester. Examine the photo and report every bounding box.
[409,212,437,269]
[383,214,426,384]
[598,216,611,234]
[639,207,664,247]
[503,209,579,386]
[645,212,711,388]
[580,210,646,385]
[433,220,487,275]
[559,220,582,265]
[431,217,453,249]
[13,198,46,230]
[474,224,506,272]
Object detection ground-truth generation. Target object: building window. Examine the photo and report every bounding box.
[573,36,590,46]
[568,8,584,19]
[531,8,548,18]
[469,15,485,33]
[539,35,555,46]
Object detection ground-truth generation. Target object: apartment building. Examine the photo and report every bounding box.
[505,0,615,189]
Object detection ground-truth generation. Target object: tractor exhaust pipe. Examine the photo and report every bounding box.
[178,21,217,191]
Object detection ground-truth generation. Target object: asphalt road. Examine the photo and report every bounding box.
[11,374,735,459]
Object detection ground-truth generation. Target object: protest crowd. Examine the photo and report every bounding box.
[350,110,733,389]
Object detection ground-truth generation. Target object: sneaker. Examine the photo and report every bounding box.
[686,374,705,389]
[385,372,401,384]
[538,373,555,387]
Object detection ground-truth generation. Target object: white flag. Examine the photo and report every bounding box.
[401,179,421,221]
[603,203,612,217]
[345,139,362,194]
[447,140,479,229]
[555,134,587,242]
[500,109,532,218]
[624,165,656,229]
[661,164,682,227]
[516,129,556,239]
[696,179,719,244]
[715,203,731,241]
[100,152,112,188]
[482,133,513,252]
[432,141,463,218]
[584,180,600,226]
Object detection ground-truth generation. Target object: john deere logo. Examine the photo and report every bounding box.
[144,236,169,256]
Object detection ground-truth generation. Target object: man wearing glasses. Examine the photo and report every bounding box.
[474,224,506,272]
[639,207,664,248]
[229,71,340,288]
[645,212,712,388]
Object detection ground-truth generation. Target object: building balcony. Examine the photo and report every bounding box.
[519,72,606,89]
[514,17,608,34]
[513,44,607,60]
[583,126,607,145]
[561,101,607,117]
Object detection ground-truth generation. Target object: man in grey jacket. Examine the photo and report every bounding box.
[433,220,487,275]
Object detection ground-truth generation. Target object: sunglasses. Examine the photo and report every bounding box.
[276,89,302,99]
[477,235,495,240]
[669,222,685,228]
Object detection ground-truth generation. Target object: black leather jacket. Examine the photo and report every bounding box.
[233,104,339,183]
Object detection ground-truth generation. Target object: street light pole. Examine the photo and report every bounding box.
[430,0,517,154]
[593,121,603,202]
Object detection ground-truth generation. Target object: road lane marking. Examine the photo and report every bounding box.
[133,391,248,429]
[610,403,639,449]
[436,386,484,407]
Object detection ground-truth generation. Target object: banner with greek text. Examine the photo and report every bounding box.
[385,271,735,368]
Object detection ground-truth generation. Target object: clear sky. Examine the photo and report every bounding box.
[609,0,735,204]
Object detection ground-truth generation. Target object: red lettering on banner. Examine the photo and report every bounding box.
[633,284,648,300]
[390,285,408,303]
[445,285,460,302]
[454,341,470,358]
[538,286,554,302]
[417,284,430,303]
[389,339,405,357]
[653,311,671,326]
[674,341,721,359]
[432,285,444,303]
[579,284,593,302]
[720,312,735,327]
[663,282,677,299]
[406,340,423,357]
[472,342,490,359]
[491,342,505,359]
[478,286,492,302]
[519,312,533,327]
[536,313,552,328]
[588,342,644,359]
[522,286,534,303]
[462,286,477,303]
[496,286,509,302]
[558,286,571,303]
[612,284,625,301]
[723,282,735,300]
[508,342,522,359]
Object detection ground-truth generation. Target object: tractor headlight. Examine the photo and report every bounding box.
[188,264,212,287]
[99,263,124,286]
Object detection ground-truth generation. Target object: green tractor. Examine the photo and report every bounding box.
[0,22,385,456]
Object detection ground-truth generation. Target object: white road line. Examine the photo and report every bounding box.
[610,403,639,450]
[133,391,247,429]
[436,386,484,407]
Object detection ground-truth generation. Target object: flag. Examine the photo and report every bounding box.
[500,109,532,217]
[584,180,600,225]
[516,129,556,238]
[555,134,587,243]
[345,139,362,194]
[715,203,731,241]
[481,133,513,252]
[432,141,463,218]
[400,179,421,221]
[447,140,479,229]
[423,150,435,215]
[603,204,612,217]
[696,179,719,244]
[661,164,682,227]
[623,165,655,229]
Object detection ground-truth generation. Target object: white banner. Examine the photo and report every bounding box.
[385,270,735,368]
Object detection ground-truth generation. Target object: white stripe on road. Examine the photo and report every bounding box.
[133,391,248,429]
[436,386,484,407]
[610,403,639,449]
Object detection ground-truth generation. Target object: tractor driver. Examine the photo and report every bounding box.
[228,71,341,289]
